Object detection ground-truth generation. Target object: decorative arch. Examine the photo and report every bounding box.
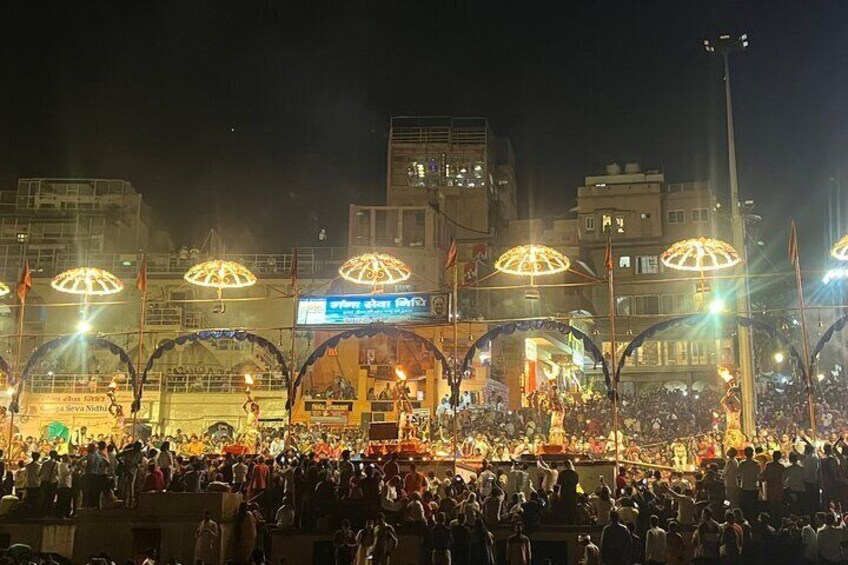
[811,312,848,369]
[20,334,137,388]
[141,330,289,401]
[291,326,450,408]
[618,313,805,383]
[460,319,611,396]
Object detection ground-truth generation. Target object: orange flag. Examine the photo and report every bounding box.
[136,255,148,293]
[16,260,31,302]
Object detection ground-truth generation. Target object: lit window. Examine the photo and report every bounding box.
[619,256,631,269]
[635,256,658,274]
[641,212,651,220]
[691,208,709,222]
[667,210,685,224]
[615,216,625,233]
[585,216,596,232]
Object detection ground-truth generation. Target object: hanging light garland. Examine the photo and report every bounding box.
[831,234,848,261]
[51,267,125,296]
[660,237,741,272]
[338,253,411,290]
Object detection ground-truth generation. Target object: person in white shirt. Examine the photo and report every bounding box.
[666,487,696,526]
[478,462,497,498]
[737,447,760,522]
[23,453,41,513]
[783,452,806,516]
[644,515,667,565]
[801,514,821,564]
[817,512,847,564]
[536,458,559,493]
[13,461,26,498]
[721,447,740,508]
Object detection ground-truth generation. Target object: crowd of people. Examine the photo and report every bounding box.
[3,435,848,564]
[1,374,848,563]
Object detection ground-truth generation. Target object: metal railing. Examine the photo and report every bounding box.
[19,371,286,394]
[0,247,348,280]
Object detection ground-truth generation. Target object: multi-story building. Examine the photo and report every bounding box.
[576,162,734,393]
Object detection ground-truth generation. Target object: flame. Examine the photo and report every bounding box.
[244,374,254,386]
[108,380,118,390]
[718,367,733,383]
[394,368,407,381]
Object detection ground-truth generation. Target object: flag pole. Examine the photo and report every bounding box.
[606,230,621,474]
[9,260,30,461]
[287,248,299,446]
[790,222,817,442]
[452,257,459,474]
[132,254,147,440]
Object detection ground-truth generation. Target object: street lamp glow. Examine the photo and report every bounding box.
[76,319,92,334]
[823,268,848,284]
[773,352,785,364]
[709,298,725,314]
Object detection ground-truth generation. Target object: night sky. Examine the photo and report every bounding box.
[2,1,847,267]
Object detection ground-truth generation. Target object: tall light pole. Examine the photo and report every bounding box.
[705,33,757,436]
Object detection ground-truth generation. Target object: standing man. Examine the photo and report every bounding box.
[644,515,667,565]
[56,454,73,518]
[802,443,821,514]
[722,447,739,509]
[506,523,532,565]
[38,450,59,516]
[82,443,109,508]
[760,451,785,521]
[600,510,631,565]
[737,447,760,522]
[429,512,452,565]
[23,452,41,513]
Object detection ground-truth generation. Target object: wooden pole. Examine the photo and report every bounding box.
[8,293,25,460]
[607,231,621,474]
[287,250,299,446]
[133,281,147,440]
[452,261,459,472]
[792,225,817,442]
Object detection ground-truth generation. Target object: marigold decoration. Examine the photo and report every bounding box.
[51,267,125,296]
[832,234,848,261]
[184,260,257,300]
[660,238,741,272]
[338,253,411,290]
[494,245,571,278]
[0,282,9,299]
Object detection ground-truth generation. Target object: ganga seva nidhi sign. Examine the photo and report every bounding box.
[297,293,449,326]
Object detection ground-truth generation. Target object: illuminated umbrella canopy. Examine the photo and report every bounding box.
[184,260,257,299]
[495,244,571,277]
[338,253,411,290]
[51,267,125,296]
[495,244,571,299]
[832,234,848,261]
[660,237,741,272]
